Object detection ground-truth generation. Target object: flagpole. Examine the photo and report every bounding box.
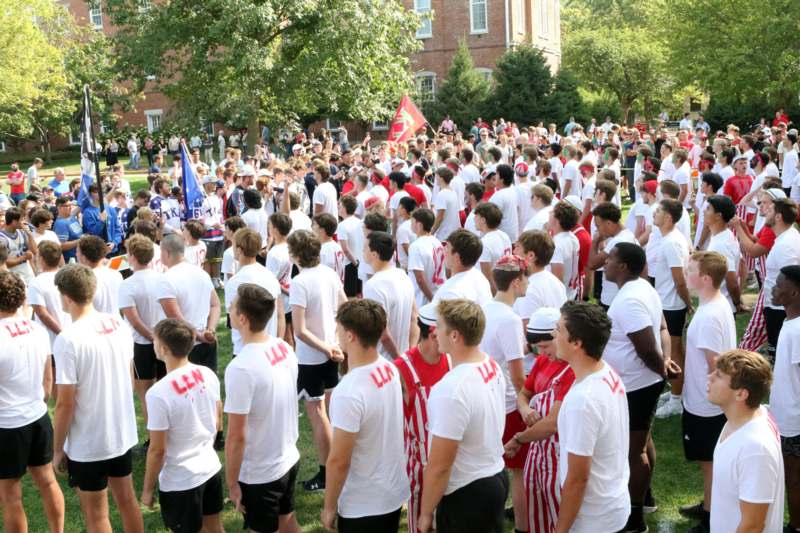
[84,85,104,212]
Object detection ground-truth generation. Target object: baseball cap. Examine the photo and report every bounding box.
[644,180,658,195]
[215,180,226,189]
[526,307,560,337]
[764,188,787,201]
[564,195,583,212]
[257,169,272,178]
[364,196,382,210]
[240,166,256,177]
[578,160,596,170]
[418,302,438,328]
[514,162,529,176]
[292,143,303,152]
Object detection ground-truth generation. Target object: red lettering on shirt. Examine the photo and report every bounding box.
[95,316,120,335]
[477,360,498,384]
[4,319,32,338]
[171,369,205,395]
[266,343,289,366]
[602,372,625,395]
[370,363,395,389]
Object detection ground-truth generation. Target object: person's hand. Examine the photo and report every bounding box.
[200,329,216,344]
[228,483,245,514]
[320,506,338,532]
[23,250,34,261]
[141,489,155,509]
[53,451,67,475]
[686,303,695,316]
[520,405,539,426]
[328,344,345,363]
[105,242,115,253]
[728,216,741,230]
[504,437,521,458]
[100,210,108,221]
[665,358,682,380]
[418,512,434,533]
[736,302,751,313]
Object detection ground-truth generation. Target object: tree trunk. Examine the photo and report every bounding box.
[246,115,260,157]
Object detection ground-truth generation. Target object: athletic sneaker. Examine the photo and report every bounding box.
[657,390,671,407]
[655,395,683,418]
[679,502,705,520]
[213,431,224,451]
[504,507,514,521]
[643,490,658,513]
[302,471,325,492]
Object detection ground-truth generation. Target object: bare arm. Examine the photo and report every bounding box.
[480,261,497,294]
[321,428,358,530]
[32,305,62,336]
[141,430,167,506]
[418,436,460,532]
[121,306,154,342]
[671,265,693,312]
[43,356,53,402]
[340,239,357,265]
[556,453,593,533]
[53,384,76,465]
[413,269,434,302]
[550,262,565,283]
[628,325,666,378]
[736,501,770,533]
[292,305,338,360]
[725,271,742,309]
[159,297,184,320]
[431,209,445,236]
[225,413,247,512]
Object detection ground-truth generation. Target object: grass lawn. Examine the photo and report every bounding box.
[3,185,768,532]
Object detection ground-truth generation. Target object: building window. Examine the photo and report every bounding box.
[372,120,389,131]
[475,68,493,82]
[68,126,81,146]
[415,0,432,38]
[89,3,103,29]
[539,0,550,37]
[145,109,163,133]
[415,72,436,102]
[470,0,488,34]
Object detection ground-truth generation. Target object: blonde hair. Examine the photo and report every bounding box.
[437,299,485,346]
[715,349,772,408]
[690,250,727,289]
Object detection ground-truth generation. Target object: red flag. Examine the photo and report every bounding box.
[388,95,427,143]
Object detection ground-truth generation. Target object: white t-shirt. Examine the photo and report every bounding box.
[389,189,410,217]
[428,356,506,494]
[480,301,525,413]
[395,219,416,270]
[600,229,637,306]
[771,317,800,437]
[515,181,536,232]
[54,313,137,461]
[489,187,520,242]
[363,267,415,360]
[265,241,292,310]
[242,208,269,245]
[707,230,741,311]
[288,209,312,234]
[562,159,582,197]
[673,161,693,208]
[224,338,300,484]
[408,234,445,307]
[550,231,580,299]
[336,216,364,267]
[146,363,221,492]
[464,211,479,236]
[604,278,664,392]
[225,263,281,354]
[93,265,123,315]
[557,362,630,533]
[33,230,59,245]
[711,409,785,533]
[313,181,339,216]
[479,229,512,270]
[523,206,552,233]
[684,296,736,417]
[156,262,214,336]
[184,241,208,267]
[433,267,492,306]
[513,269,567,320]
[221,247,238,281]
[678,207,692,243]
[764,227,800,309]
[320,240,345,283]
[289,264,343,365]
[118,269,165,345]
[330,359,410,517]
[653,229,689,311]
[27,270,71,345]
[433,188,461,242]
[548,156,564,183]
[0,317,50,428]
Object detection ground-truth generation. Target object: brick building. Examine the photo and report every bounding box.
[52,0,561,145]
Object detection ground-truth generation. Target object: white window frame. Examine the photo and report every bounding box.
[470,0,488,34]
[415,72,436,102]
[89,3,103,30]
[145,109,163,133]
[539,0,550,37]
[372,120,389,131]
[475,67,493,82]
[415,0,432,39]
[68,126,81,146]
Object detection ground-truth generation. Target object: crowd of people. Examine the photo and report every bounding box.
[1,110,800,533]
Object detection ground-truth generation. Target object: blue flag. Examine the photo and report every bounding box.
[179,143,205,220]
[76,86,96,210]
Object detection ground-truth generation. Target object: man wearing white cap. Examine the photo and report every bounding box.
[393,303,451,533]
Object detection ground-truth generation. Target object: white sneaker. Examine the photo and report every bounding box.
[656,396,683,418]
[657,391,671,407]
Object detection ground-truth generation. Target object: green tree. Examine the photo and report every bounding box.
[428,40,491,130]
[105,0,422,147]
[544,70,584,126]
[0,1,129,160]
[487,45,553,125]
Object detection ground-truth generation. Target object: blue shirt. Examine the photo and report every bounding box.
[54,216,83,261]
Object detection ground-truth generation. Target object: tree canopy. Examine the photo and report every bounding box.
[427,41,491,130]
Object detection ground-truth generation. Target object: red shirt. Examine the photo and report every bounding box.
[773,114,789,127]
[393,347,450,419]
[572,225,592,276]
[723,175,753,205]
[341,180,355,196]
[756,226,776,252]
[7,171,24,195]
[404,183,427,206]
[482,188,496,201]
[523,355,575,398]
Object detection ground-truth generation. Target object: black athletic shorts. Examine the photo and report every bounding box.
[593,270,603,302]
[764,306,787,362]
[297,360,339,400]
[202,239,224,262]
[160,471,224,533]
[344,263,362,298]
[338,507,401,533]
[240,461,299,533]
[0,413,54,479]
[682,410,726,462]
[627,380,665,432]
[436,470,508,533]
[68,448,133,491]
[663,308,688,337]
[189,342,218,372]
[782,434,800,457]
[133,343,167,381]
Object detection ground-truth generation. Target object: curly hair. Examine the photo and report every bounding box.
[0,271,26,313]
